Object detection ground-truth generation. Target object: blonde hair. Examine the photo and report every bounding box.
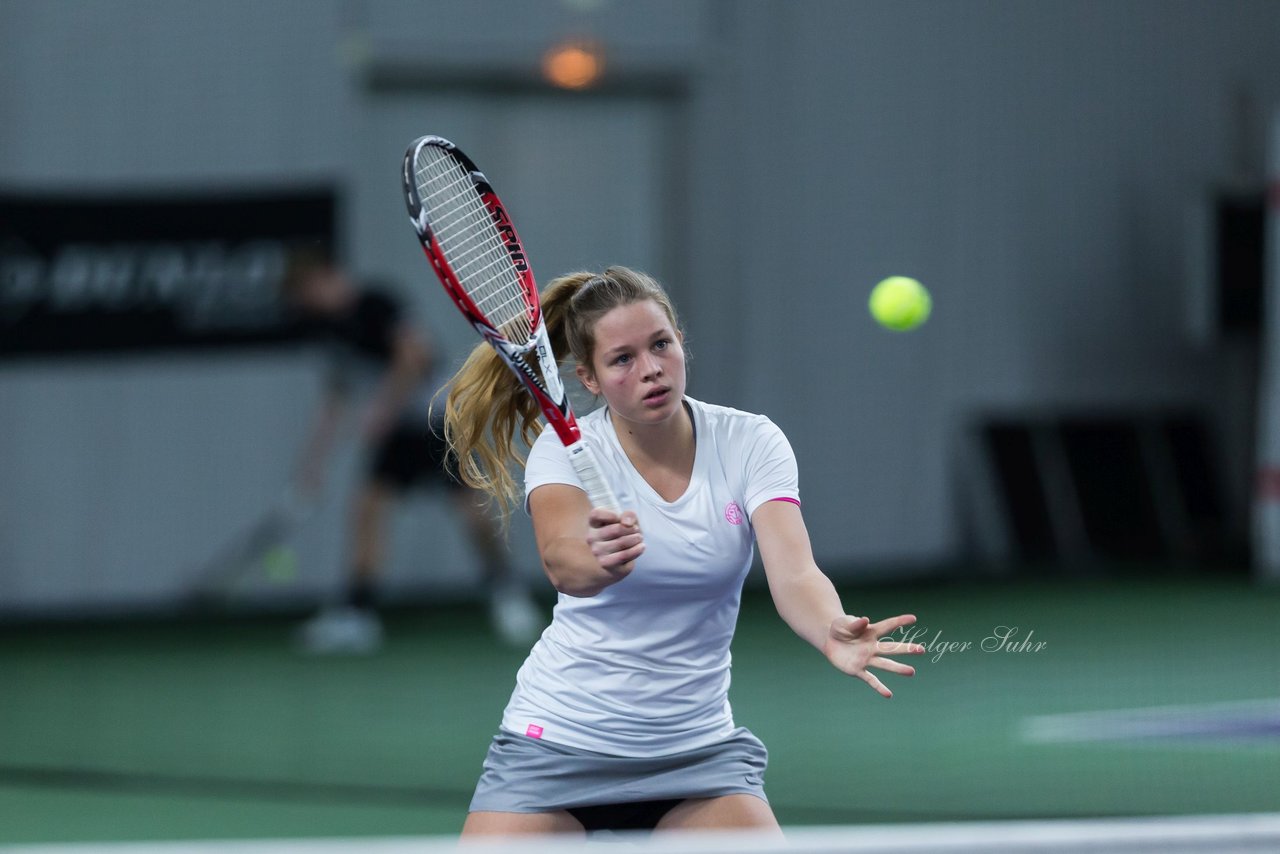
[443,266,681,517]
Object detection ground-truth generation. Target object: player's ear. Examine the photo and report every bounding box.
[576,364,599,395]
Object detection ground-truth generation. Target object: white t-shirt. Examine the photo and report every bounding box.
[500,396,800,756]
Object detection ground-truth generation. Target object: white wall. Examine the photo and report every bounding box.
[0,0,353,188]
[2,0,1278,610]
[685,0,1280,565]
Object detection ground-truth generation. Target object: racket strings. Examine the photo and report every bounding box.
[419,168,527,335]
[415,155,510,279]
[414,146,533,342]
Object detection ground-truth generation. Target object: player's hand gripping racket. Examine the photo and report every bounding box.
[402,135,618,512]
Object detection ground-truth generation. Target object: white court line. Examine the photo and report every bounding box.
[4,814,1280,854]
[1020,697,1280,743]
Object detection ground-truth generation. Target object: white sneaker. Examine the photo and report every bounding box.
[489,583,544,647]
[296,606,383,654]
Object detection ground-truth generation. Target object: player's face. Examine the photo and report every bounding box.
[579,299,686,427]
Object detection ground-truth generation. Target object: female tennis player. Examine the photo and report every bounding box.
[446,266,924,836]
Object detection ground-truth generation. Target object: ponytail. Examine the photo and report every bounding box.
[442,266,680,520]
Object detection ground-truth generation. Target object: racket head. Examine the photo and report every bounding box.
[400,135,619,511]
[403,135,583,448]
[402,136,541,347]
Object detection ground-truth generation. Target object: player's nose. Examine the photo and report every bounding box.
[639,353,663,379]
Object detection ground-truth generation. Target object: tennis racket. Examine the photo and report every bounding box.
[401,135,618,511]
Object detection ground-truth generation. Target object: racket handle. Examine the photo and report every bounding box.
[566,441,620,513]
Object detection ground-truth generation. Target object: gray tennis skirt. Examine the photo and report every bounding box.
[468,726,769,814]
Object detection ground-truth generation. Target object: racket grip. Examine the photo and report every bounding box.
[566,441,620,513]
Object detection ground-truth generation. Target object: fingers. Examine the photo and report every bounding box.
[588,521,641,543]
[876,640,927,655]
[590,532,645,565]
[588,508,638,529]
[598,541,645,571]
[869,656,916,677]
[858,671,893,699]
[586,508,644,570]
[870,613,917,636]
[828,615,870,641]
[831,613,920,644]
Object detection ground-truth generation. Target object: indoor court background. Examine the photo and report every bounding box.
[2,578,1279,843]
[2,1,1279,850]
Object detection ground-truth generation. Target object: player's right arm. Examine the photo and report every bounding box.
[528,484,643,597]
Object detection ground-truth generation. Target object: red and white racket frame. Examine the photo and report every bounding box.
[402,136,618,511]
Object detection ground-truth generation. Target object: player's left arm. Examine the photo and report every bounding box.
[753,500,924,698]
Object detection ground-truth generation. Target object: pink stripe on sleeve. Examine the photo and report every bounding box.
[769,497,801,507]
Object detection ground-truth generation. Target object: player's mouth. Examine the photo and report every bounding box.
[642,386,671,407]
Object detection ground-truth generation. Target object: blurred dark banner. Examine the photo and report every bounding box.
[0,189,335,358]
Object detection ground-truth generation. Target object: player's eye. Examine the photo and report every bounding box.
[613,353,632,366]
[653,338,670,352]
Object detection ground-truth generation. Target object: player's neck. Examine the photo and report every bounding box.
[609,401,695,472]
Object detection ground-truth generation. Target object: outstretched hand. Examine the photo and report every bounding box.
[822,614,924,698]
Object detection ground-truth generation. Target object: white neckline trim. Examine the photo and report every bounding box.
[600,397,707,508]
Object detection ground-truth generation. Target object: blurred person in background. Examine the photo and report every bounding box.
[282,250,542,652]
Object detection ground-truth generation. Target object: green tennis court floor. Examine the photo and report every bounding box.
[2,574,1277,844]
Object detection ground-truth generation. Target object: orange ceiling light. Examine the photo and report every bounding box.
[542,40,604,90]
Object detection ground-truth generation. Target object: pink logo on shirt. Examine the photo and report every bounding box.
[525,724,544,739]
[724,502,743,525]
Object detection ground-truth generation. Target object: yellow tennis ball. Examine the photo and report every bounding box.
[869,276,931,331]
[262,546,298,583]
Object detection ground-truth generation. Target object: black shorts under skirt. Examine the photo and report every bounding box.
[369,418,463,491]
